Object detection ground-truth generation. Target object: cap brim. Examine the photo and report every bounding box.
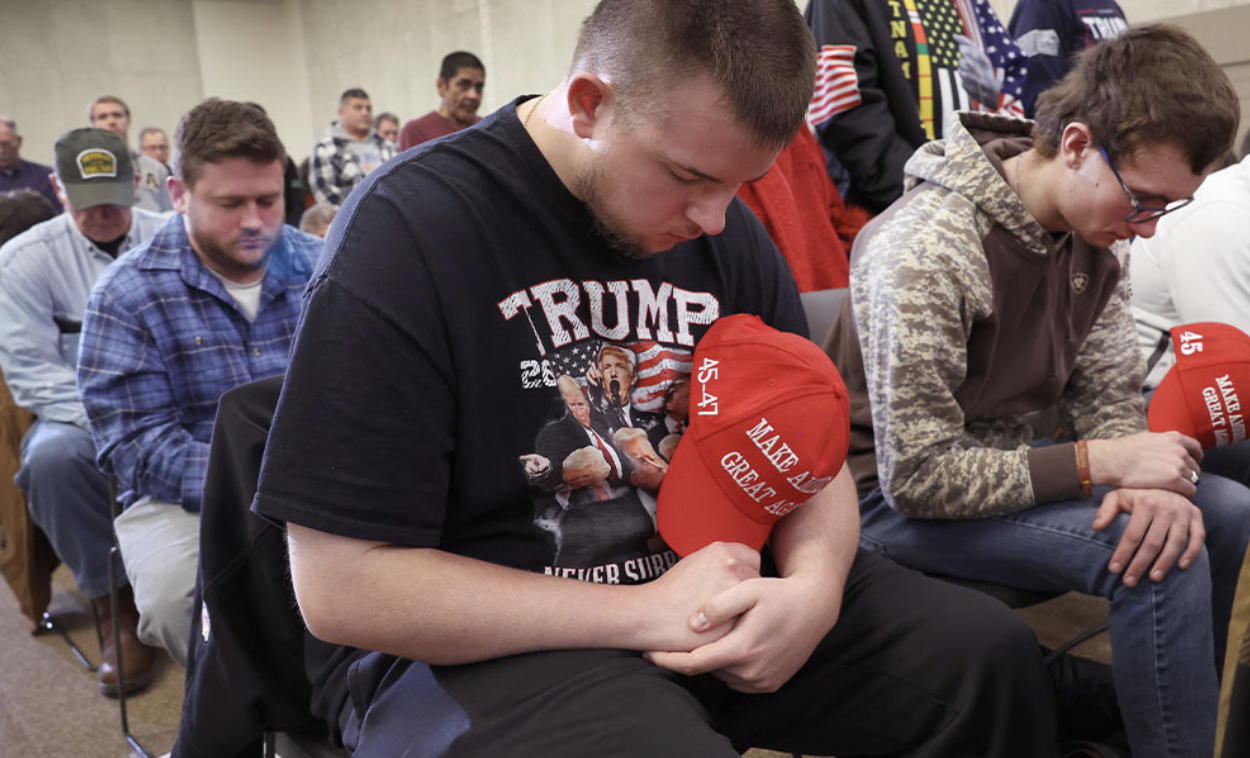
[1148,366,1199,438]
[63,180,134,210]
[656,435,773,558]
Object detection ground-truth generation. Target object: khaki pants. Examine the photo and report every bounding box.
[115,498,199,666]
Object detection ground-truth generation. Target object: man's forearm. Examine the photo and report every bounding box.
[769,464,858,613]
[287,522,757,665]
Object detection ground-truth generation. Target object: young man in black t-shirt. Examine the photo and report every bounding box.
[253,1,1059,755]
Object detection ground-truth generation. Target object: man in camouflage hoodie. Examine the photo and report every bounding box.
[827,25,1250,758]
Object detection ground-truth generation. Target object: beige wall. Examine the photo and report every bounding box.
[191,0,313,168]
[993,0,1250,21]
[1,0,1248,170]
[1164,6,1250,152]
[0,0,204,167]
[295,0,598,159]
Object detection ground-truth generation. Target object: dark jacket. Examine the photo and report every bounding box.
[173,376,362,758]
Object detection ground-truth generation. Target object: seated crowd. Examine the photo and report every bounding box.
[0,3,1248,757]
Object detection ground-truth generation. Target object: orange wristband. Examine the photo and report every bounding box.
[1075,440,1093,498]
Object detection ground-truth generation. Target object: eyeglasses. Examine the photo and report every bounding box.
[1097,145,1192,223]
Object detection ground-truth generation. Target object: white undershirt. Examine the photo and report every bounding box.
[208,267,265,322]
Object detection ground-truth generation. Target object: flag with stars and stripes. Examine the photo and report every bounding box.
[807,0,1026,139]
[955,0,1026,118]
[810,44,860,125]
[544,340,692,414]
[627,341,693,413]
[547,341,600,386]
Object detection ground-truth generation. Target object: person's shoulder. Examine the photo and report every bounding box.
[274,225,324,275]
[103,217,185,290]
[282,224,324,250]
[1,211,67,251]
[19,157,52,173]
[380,113,515,190]
[1140,160,1250,244]
[0,213,73,267]
[854,182,986,282]
[135,152,168,175]
[131,207,172,233]
[88,250,150,312]
[1196,158,1250,206]
[313,126,341,151]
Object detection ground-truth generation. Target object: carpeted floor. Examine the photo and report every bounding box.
[0,565,182,758]
[0,564,1110,758]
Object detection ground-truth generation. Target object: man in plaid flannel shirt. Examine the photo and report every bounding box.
[77,99,322,666]
[309,87,396,206]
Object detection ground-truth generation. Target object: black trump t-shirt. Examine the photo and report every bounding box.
[253,96,806,585]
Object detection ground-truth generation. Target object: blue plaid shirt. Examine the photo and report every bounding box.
[78,214,322,511]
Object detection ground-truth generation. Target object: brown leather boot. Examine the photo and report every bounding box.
[91,588,154,698]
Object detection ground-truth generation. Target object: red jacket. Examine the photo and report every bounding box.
[737,127,866,293]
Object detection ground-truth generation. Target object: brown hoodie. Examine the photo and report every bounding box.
[826,112,1147,518]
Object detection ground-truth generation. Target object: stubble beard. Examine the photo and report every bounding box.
[573,157,655,262]
[190,226,271,281]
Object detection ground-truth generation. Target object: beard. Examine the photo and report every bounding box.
[189,226,272,282]
[572,157,656,262]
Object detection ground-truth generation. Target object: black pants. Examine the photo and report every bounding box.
[339,550,1058,758]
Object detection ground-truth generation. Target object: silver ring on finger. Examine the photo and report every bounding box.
[1190,470,1200,485]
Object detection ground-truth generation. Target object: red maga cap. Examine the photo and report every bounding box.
[1148,322,1250,449]
[656,314,850,557]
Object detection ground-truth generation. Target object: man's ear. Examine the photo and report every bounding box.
[567,73,611,140]
[436,77,448,98]
[168,176,189,214]
[49,173,68,209]
[1059,122,1096,171]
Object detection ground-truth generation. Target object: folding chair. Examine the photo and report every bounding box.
[1,372,97,671]
[107,478,152,758]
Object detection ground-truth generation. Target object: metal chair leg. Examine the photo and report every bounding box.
[37,610,97,671]
[108,527,150,758]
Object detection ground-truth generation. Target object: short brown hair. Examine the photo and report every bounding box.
[1032,24,1240,173]
[88,95,130,122]
[570,0,815,150]
[172,98,286,188]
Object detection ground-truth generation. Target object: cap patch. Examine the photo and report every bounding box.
[76,149,118,180]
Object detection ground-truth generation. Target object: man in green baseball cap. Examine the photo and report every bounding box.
[0,126,167,696]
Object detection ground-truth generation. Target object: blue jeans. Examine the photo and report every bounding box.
[15,420,119,598]
[859,475,1250,758]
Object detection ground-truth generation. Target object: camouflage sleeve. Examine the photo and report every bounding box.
[855,189,1039,519]
[1060,244,1149,440]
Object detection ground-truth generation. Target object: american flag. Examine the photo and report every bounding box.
[809,45,861,125]
[627,341,693,413]
[544,339,692,413]
[955,0,1026,118]
[806,0,1025,136]
[546,341,600,387]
